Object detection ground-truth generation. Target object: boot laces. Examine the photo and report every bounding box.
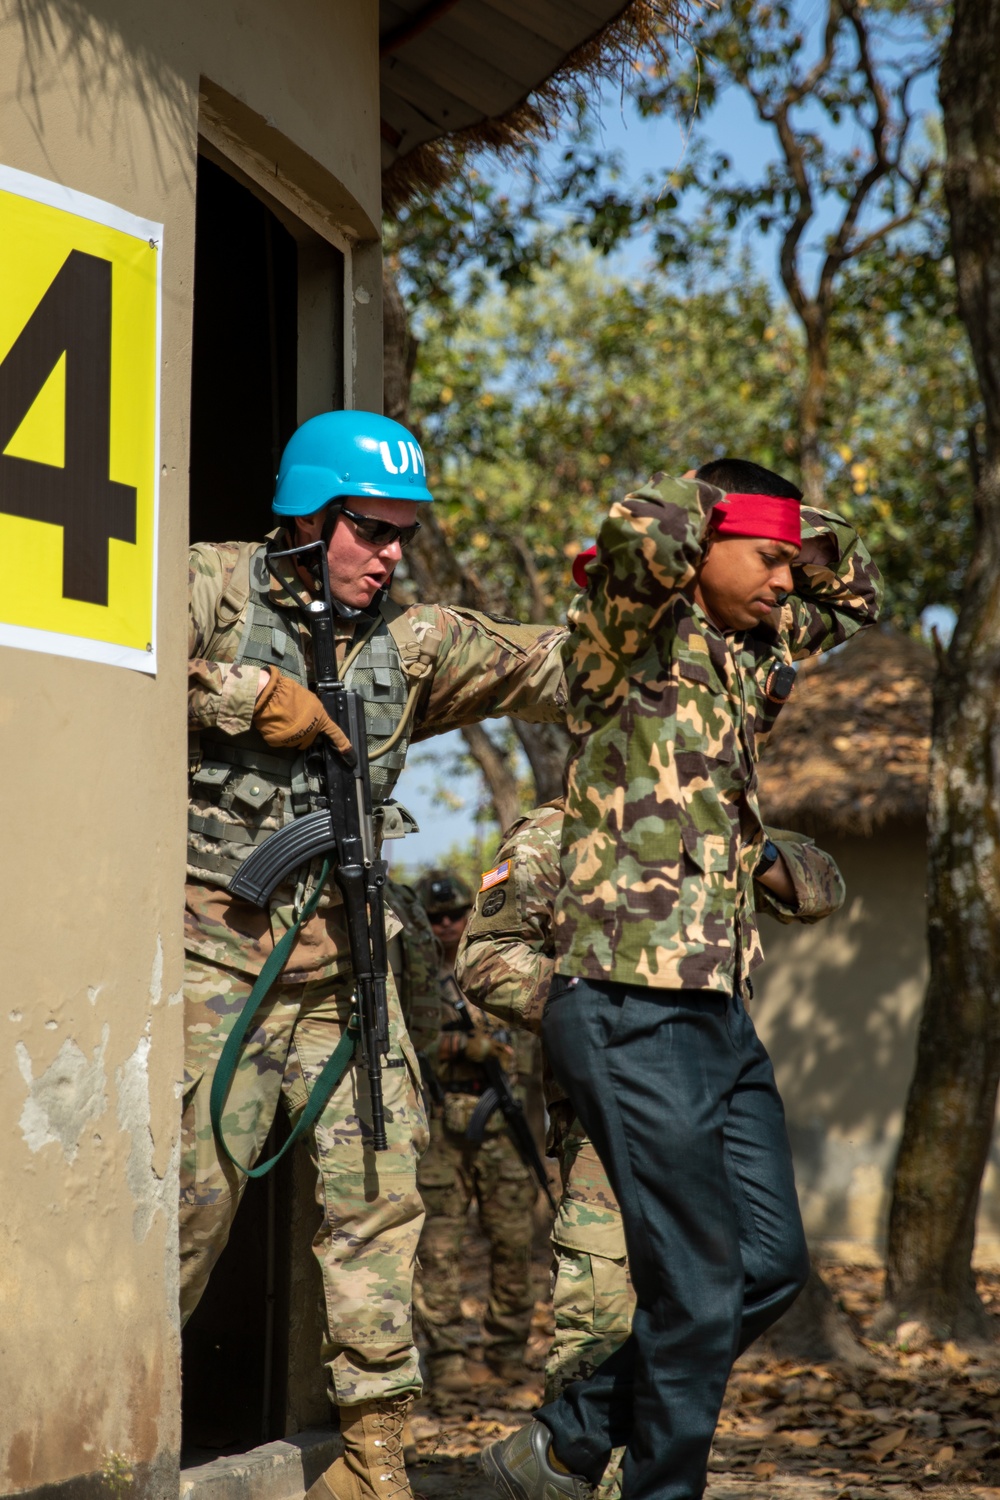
[372,1399,411,1500]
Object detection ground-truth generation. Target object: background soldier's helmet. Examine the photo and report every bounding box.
[417,869,474,916]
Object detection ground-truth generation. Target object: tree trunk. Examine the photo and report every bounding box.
[760,1267,880,1369]
[459,722,523,834]
[382,258,418,425]
[512,719,569,804]
[798,319,829,509]
[878,0,1000,1344]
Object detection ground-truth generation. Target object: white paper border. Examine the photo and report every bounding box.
[0,163,163,675]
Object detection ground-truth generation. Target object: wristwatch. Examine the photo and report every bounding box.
[755,838,779,879]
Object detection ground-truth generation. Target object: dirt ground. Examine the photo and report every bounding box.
[409,1221,1000,1500]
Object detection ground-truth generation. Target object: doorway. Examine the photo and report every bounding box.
[188,155,299,544]
[182,149,345,1461]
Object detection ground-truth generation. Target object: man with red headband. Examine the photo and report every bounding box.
[482,459,882,1500]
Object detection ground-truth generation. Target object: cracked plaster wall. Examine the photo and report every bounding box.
[0,1,383,1492]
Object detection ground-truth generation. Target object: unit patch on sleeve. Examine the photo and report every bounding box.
[480,887,508,918]
[479,860,511,892]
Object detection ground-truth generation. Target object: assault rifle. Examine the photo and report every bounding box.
[228,537,391,1151]
[448,985,557,1213]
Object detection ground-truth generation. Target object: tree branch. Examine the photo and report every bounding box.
[460,723,522,833]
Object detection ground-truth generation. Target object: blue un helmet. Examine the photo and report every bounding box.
[273,410,434,516]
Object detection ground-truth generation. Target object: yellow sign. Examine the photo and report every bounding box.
[0,165,161,673]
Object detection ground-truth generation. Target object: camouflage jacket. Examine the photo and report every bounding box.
[457,801,847,1049]
[554,476,880,995]
[385,879,442,1056]
[187,532,567,980]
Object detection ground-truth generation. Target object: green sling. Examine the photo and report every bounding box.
[208,860,359,1179]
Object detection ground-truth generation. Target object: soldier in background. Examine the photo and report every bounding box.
[412,870,539,1397]
[457,797,847,1500]
[385,878,442,1065]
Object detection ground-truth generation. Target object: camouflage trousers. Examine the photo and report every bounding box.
[179,955,429,1406]
[414,1111,536,1366]
[547,1108,634,1500]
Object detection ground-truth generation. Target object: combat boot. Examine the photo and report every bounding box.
[305,1397,413,1500]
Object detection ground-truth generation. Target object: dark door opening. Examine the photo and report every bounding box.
[188,154,298,545]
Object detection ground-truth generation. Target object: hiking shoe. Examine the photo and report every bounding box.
[481,1419,592,1500]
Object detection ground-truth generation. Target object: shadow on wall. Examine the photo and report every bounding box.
[753,826,929,1252]
[11,0,193,192]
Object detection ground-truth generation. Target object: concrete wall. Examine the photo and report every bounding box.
[753,825,1000,1266]
[0,2,382,1493]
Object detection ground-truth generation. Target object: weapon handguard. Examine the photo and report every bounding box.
[451,993,558,1212]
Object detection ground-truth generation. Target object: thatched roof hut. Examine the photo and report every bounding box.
[380,0,683,206]
[757,628,934,837]
[752,629,940,1261]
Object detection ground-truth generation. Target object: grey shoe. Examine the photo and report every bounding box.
[481,1420,592,1500]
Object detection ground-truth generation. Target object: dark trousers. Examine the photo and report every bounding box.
[537,979,808,1500]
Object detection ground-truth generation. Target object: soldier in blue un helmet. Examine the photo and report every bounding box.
[183,411,567,1500]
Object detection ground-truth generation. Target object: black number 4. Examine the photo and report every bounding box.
[0,249,137,606]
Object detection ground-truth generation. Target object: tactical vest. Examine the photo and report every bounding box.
[188,543,419,890]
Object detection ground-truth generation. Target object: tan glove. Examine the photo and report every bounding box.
[464,1032,514,1067]
[253,670,355,760]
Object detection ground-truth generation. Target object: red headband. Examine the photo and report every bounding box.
[572,545,597,588]
[711,492,801,547]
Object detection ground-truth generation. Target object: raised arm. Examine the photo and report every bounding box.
[782,507,883,660]
[565,476,715,706]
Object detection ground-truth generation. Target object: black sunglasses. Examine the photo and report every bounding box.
[340,506,421,549]
[429,906,472,923]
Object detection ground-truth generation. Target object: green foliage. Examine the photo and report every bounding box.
[388,0,974,631]
[409,250,976,628]
[101,1454,134,1498]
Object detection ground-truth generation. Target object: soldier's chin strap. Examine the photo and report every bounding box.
[209,859,360,1179]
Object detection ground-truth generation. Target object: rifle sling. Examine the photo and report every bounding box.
[209,858,359,1179]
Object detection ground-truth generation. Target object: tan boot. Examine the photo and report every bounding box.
[305,1397,413,1500]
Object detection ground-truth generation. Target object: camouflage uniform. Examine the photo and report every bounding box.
[554,475,880,991]
[530,477,879,1500]
[182,532,565,1409]
[456,799,846,1420]
[413,945,539,1384]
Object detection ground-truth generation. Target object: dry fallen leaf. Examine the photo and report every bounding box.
[942,1340,969,1369]
[867,1427,909,1462]
[752,1462,777,1479]
[934,1444,956,1464]
[781,1429,825,1449]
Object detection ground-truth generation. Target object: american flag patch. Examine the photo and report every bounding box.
[480,861,511,892]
